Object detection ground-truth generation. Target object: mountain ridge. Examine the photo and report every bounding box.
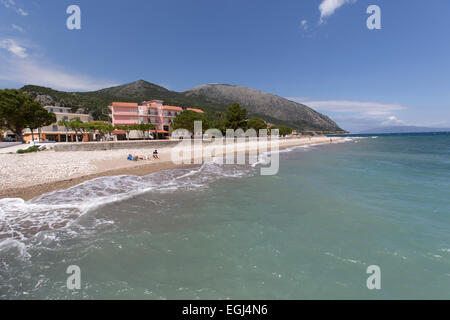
[358,126,450,134]
[184,83,341,131]
[20,80,345,132]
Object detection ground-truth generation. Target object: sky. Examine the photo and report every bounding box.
[1,0,450,132]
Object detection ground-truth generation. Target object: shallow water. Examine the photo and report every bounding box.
[1,133,449,299]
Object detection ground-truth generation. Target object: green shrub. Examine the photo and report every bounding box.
[16,146,40,154]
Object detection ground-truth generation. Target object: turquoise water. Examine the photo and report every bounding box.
[1,133,449,299]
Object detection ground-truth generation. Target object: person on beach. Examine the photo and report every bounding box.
[127,154,139,161]
[153,149,160,159]
[139,155,150,160]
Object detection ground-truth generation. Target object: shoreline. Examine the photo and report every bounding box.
[0,137,344,201]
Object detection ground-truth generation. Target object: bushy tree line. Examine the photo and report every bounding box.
[172,102,294,137]
[0,89,56,142]
[58,119,155,142]
[0,89,156,143]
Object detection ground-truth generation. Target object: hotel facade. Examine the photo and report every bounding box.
[109,100,204,139]
[22,106,94,143]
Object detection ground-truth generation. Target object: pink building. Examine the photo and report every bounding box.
[109,100,204,138]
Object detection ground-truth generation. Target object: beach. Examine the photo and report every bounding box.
[2,133,449,299]
[0,136,342,200]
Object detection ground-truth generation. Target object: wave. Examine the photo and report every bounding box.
[0,160,255,254]
[0,140,349,254]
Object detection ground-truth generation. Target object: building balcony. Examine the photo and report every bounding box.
[113,119,140,125]
[112,111,140,116]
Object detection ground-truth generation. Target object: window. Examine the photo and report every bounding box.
[47,135,58,142]
[52,125,58,132]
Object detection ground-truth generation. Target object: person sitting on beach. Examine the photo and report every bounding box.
[127,154,139,161]
[153,149,160,159]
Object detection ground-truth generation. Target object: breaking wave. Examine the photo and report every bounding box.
[0,160,254,255]
[0,140,351,256]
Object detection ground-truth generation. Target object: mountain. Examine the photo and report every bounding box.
[359,126,450,134]
[184,84,342,132]
[20,80,344,132]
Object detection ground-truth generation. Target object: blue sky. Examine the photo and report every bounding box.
[1,0,450,132]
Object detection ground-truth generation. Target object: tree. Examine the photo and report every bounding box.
[270,125,293,137]
[209,111,226,133]
[104,123,116,140]
[27,107,56,143]
[58,118,70,142]
[247,118,267,135]
[138,123,155,140]
[172,110,209,135]
[86,121,116,141]
[115,124,135,140]
[68,118,84,142]
[0,89,55,143]
[224,103,248,131]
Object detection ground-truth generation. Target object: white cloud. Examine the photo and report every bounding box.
[319,0,356,23]
[0,39,27,58]
[0,58,119,91]
[1,0,28,16]
[288,97,409,132]
[16,8,28,16]
[12,24,24,33]
[0,39,118,91]
[288,98,407,115]
[0,0,12,8]
[381,115,404,126]
[301,20,308,30]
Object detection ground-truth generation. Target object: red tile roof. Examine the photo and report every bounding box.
[110,102,138,107]
[151,130,169,133]
[163,106,183,111]
[187,108,204,113]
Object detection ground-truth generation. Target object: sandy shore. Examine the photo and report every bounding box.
[0,136,343,200]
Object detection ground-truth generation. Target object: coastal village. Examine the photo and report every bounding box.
[1,99,307,144]
[0,90,345,145]
[2,100,205,143]
[0,89,343,200]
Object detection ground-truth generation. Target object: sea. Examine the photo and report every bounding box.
[1,132,449,299]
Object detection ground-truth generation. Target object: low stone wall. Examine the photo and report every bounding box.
[0,142,22,149]
[54,140,181,152]
[53,136,304,152]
